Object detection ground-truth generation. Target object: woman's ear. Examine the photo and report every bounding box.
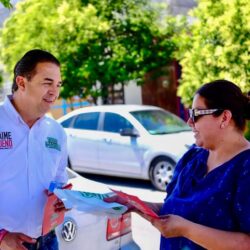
[220,110,232,128]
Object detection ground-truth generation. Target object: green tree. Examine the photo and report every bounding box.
[177,0,250,106]
[1,0,109,98]
[0,0,12,8]
[0,0,181,103]
[0,0,12,88]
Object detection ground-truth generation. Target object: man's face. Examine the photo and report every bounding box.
[18,62,62,117]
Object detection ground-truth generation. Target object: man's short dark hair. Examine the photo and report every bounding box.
[12,49,60,93]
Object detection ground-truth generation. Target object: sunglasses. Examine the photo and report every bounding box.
[188,108,224,123]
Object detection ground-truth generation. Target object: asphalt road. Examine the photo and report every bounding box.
[80,173,166,250]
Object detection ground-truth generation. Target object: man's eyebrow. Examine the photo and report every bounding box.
[44,77,53,82]
[44,77,63,84]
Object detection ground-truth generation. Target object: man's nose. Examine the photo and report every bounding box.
[48,83,59,94]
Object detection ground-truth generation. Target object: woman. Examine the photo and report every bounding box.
[106,79,250,249]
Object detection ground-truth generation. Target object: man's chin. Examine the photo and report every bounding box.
[41,100,56,115]
[41,105,53,115]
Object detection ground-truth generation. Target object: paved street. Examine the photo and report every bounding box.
[81,174,166,250]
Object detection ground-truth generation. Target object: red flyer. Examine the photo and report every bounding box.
[110,188,159,218]
[42,183,72,235]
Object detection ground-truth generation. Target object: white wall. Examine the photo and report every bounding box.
[124,81,142,105]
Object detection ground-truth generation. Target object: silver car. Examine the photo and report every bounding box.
[56,168,140,250]
[58,105,194,191]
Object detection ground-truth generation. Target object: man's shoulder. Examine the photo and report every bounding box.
[0,101,11,124]
[42,116,65,133]
[44,115,55,121]
[0,104,4,114]
[0,101,5,112]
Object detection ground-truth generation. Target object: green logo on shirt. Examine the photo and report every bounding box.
[45,137,61,151]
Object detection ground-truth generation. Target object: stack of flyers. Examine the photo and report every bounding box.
[110,188,159,218]
[53,189,127,216]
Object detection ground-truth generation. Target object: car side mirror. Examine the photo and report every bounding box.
[120,128,139,137]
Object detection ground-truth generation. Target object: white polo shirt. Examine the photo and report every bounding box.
[0,96,68,238]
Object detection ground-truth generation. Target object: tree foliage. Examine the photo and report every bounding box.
[177,0,250,106]
[0,0,12,8]
[0,0,181,102]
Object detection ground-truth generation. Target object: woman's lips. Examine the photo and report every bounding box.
[193,131,198,138]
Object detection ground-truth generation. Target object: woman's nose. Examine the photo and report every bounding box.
[187,117,194,127]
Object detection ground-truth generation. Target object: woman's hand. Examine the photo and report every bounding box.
[104,195,138,212]
[140,213,189,238]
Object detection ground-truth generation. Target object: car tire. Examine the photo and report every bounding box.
[149,156,175,191]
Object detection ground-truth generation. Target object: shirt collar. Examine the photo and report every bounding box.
[3,95,45,127]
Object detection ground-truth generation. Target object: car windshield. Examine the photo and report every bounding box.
[130,109,191,135]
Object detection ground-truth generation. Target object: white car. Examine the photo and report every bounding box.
[58,105,195,191]
[56,168,139,250]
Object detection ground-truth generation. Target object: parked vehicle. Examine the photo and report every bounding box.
[56,168,139,250]
[58,105,195,191]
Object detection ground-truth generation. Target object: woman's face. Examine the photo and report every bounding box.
[187,94,222,149]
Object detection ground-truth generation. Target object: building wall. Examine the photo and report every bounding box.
[141,61,179,115]
[49,97,91,119]
[124,81,142,105]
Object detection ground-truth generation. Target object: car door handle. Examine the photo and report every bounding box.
[103,138,112,144]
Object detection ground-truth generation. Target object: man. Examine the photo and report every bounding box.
[0,49,68,250]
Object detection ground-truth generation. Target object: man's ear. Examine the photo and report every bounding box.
[15,76,26,91]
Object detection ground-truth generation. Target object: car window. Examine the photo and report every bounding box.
[103,112,133,133]
[73,112,100,130]
[60,116,75,128]
[130,109,191,134]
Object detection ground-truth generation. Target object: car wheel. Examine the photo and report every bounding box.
[149,156,175,191]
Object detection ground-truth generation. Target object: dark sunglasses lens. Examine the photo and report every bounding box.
[188,109,201,123]
[193,116,200,122]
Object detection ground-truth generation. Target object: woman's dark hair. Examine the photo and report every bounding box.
[196,79,250,131]
[12,49,60,93]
